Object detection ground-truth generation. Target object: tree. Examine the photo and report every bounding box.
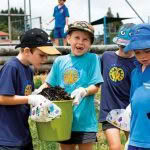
[0,7,25,40]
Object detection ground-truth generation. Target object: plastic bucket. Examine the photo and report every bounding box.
[36,100,73,141]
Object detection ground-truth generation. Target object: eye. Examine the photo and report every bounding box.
[129,32,133,36]
[120,31,125,35]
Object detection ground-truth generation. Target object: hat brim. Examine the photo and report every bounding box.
[37,46,61,55]
[124,40,150,52]
[113,37,130,46]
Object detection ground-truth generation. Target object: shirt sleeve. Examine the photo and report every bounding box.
[65,7,69,17]
[0,65,18,95]
[46,59,59,87]
[88,54,104,86]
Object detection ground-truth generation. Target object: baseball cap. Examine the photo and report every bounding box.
[15,28,61,55]
[67,21,94,44]
[113,23,135,46]
[124,24,150,52]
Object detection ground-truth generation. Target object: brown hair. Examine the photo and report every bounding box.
[20,47,36,54]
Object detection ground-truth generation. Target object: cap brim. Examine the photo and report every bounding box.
[124,40,150,52]
[37,46,61,55]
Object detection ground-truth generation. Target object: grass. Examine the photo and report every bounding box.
[30,75,127,150]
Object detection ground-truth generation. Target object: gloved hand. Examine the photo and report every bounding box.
[71,87,88,105]
[28,95,51,106]
[31,88,43,95]
[48,103,62,120]
[125,104,131,118]
[30,101,62,122]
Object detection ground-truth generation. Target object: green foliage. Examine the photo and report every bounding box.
[34,77,43,89]
[0,7,25,39]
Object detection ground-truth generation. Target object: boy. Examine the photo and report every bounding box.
[0,28,60,150]
[38,21,103,150]
[99,23,136,150]
[124,24,150,150]
[49,0,69,46]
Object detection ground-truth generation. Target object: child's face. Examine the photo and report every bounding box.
[67,31,91,56]
[28,48,48,69]
[58,0,65,5]
[134,49,150,66]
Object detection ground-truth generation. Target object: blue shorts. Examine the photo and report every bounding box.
[54,27,66,38]
[59,131,97,144]
[128,145,150,150]
[0,142,33,150]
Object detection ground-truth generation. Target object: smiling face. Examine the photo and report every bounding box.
[67,31,92,56]
[134,49,150,66]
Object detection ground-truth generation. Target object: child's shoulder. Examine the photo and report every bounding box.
[55,54,70,63]
[103,51,115,56]
[86,52,99,58]
[5,57,19,67]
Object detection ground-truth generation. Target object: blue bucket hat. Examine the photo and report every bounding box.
[113,23,135,46]
[124,24,150,52]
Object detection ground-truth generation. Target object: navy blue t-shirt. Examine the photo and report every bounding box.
[99,51,136,122]
[0,57,34,146]
[53,5,69,28]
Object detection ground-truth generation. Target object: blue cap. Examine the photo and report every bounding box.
[113,23,135,46]
[124,24,150,52]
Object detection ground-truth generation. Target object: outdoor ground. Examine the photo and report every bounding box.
[31,75,127,150]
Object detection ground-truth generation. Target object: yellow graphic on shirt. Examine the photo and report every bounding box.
[109,67,124,82]
[64,69,79,85]
[24,85,32,96]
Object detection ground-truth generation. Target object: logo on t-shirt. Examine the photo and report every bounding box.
[24,84,32,96]
[60,8,64,14]
[109,67,124,82]
[63,68,79,85]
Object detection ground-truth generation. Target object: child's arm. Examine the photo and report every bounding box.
[49,17,55,24]
[65,17,69,26]
[0,95,28,105]
[0,94,51,106]
[86,84,99,96]
[71,84,100,105]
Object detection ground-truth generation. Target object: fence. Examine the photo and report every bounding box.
[0,44,118,73]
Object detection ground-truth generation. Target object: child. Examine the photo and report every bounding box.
[124,24,150,150]
[99,23,136,150]
[0,28,61,150]
[49,0,69,46]
[39,21,103,150]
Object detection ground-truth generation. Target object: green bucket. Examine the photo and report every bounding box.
[36,100,73,141]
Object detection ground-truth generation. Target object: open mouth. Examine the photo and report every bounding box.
[76,47,84,51]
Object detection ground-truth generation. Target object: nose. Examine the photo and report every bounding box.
[78,39,83,44]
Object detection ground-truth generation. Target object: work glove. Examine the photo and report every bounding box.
[29,95,62,122]
[28,95,51,106]
[30,102,61,122]
[125,104,131,118]
[106,104,131,132]
[71,87,88,105]
[31,88,43,95]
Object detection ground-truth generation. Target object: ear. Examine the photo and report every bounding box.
[24,47,31,55]
[66,35,71,44]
